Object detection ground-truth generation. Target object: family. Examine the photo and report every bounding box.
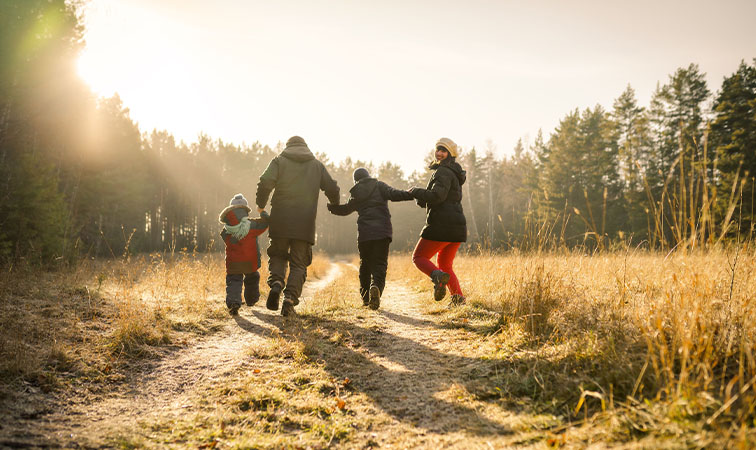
[219,136,467,317]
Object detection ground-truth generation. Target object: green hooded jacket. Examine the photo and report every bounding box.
[256,136,340,244]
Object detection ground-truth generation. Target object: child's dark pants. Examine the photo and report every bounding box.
[357,238,390,303]
[226,271,261,309]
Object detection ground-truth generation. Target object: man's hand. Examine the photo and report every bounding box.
[257,207,264,213]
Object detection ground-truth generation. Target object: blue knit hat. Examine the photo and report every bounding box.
[230,193,248,207]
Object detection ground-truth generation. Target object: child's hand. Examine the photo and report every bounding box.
[257,207,264,213]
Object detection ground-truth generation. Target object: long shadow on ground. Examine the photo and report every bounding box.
[378,310,443,329]
[250,310,515,436]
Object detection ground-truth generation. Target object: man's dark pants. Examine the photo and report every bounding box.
[267,238,312,302]
[357,238,390,303]
[226,271,260,308]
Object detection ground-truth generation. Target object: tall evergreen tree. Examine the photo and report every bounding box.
[612,85,653,240]
[711,59,756,236]
[648,65,711,183]
[0,0,87,261]
[540,106,621,247]
[647,64,711,246]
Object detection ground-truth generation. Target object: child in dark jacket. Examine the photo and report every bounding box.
[327,168,413,310]
[219,193,269,316]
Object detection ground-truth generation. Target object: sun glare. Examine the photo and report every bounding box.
[77,50,117,98]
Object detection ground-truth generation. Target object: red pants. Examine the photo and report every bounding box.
[412,238,463,295]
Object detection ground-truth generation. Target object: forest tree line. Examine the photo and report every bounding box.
[1,1,755,263]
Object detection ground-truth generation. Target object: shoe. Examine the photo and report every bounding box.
[281,298,297,317]
[430,270,450,301]
[449,294,466,306]
[368,285,381,310]
[229,305,240,316]
[266,282,282,311]
[360,289,369,307]
[245,294,259,307]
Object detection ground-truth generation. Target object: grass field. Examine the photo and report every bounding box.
[0,248,754,448]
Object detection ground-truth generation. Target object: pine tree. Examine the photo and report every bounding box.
[0,0,86,262]
[612,85,653,240]
[711,59,756,237]
[540,106,621,248]
[647,64,711,247]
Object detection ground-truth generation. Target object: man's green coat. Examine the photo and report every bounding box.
[256,137,340,244]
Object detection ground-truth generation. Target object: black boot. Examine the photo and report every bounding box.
[449,294,466,306]
[369,285,381,310]
[266,281,283,311]
[430,270,450,301]
[281,297,299,317]
[244,288,259,307]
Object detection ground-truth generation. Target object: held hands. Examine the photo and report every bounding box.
[408,186,426,207]
[326,202,341,213]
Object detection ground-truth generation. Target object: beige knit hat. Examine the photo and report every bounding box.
[435,137,458,157]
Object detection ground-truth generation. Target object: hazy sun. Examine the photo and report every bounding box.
[77,50,117,98]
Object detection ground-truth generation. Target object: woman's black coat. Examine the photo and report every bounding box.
[411,158,467,243]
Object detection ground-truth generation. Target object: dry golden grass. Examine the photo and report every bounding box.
[3,249,755,447]
[0,252,258,388]
[301,263,361,315]
[122,344,362,449]
[0,262,117,389]
[0,249,340,389]
[102,252,237,355]
[309,252,332,280]
[389,248,756,445]
[111,266,373,449]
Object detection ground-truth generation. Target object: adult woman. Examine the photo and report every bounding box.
[409,137,467,304]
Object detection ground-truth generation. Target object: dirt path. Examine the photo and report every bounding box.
[294,267,525,449]
[7,266,343,448]
[7,262,533,448]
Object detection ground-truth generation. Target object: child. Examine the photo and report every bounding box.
[219,193,269,316]
[327,168,413,310]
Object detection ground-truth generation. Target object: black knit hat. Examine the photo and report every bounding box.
[353,167,370,182]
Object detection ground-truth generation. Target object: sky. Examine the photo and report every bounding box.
[77,0,756,174]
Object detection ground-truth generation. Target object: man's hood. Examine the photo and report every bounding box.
[281,136,315,162]
[431,159,467,186]
[349,177,378,201]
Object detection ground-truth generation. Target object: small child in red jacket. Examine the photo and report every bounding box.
[219,193,269,316]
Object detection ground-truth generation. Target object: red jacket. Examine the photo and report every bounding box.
[219,206,269,274]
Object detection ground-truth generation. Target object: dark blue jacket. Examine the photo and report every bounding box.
[328,178,413,242]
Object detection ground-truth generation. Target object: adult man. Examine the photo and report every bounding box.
[256,136,340,316]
